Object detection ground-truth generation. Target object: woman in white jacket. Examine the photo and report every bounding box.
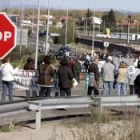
[0,56,18,102]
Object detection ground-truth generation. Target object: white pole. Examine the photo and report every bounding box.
[35,0,40,69]
[65,8,68,46]
[127,19,130,45]
[20,6,24,55]
[92,0,95,55]
[45,0,50,55]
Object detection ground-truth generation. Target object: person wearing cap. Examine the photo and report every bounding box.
[102,56,115,95]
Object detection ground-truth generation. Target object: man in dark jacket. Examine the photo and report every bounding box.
[24,57,35,70]
[58,59,73,96]
[87,56,99,96]
[134,74,140,96]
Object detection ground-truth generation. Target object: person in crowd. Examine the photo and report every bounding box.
[87,56,99,96]
[68,57,74,73]
[73,57,81,83]
[84,58,90,72]
[116,61,128,95]
[0,56,19,102]
[58,59,73,96]
[134,74,140,96]
[23,57,36,99]
[38,56,55,97]
[102,56,115,95]
[24,57,35,70]
[111,60,118,89]
[128,61,140,94]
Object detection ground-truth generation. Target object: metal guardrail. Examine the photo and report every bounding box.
[0,95,140,130]
[28,95,140,129]
[28,96,93,129]
[97,95,140,112]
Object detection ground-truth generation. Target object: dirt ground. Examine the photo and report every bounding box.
[0,120,76,140]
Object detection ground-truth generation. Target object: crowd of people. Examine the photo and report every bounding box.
[0,53,140,102]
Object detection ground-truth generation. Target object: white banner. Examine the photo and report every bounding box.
[14,70,38,90]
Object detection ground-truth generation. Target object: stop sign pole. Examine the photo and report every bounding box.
[0,12,17,59]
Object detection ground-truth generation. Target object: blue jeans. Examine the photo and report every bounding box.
[117,83,127,95]
[102,81,114,95]
[1,80,13,102]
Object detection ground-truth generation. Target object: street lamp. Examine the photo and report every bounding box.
[45,0,50,55]
[91,0,95,55]
[20,6,24,55]
[65,8,68,46]
[35,0,40,70]
[127,15,131,45]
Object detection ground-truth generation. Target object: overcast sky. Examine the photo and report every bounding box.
[2,0,140,12]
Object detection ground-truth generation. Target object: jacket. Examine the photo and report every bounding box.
[102,62,115,82]
[117,68,128,83]
[24,63,35,70]
[58,66,73,88]
[38,64,55,85]
[73,61,81,73]
[128,68,140,85]
[0,63,18,81]
[88,63,99,83]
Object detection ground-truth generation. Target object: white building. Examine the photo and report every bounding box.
[91,17,102,25]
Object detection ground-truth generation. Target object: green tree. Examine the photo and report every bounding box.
[85,8,92,36]
[58,19,75,45]
[108,9,116,27]
[101,9,116,32]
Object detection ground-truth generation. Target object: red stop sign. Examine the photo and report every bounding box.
[0,13,17,59]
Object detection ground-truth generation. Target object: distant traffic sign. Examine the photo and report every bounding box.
[0,13,17,59]
[103,42,109,48]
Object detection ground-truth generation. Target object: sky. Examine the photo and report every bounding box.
[1,0,140,12]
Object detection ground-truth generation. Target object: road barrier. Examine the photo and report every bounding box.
[28,95,140,129]
[28,96,93,129]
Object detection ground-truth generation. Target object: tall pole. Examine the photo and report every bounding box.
[92,0,95,55]
[45,0,50,55]
[35,0,40,69]
[137,21,139,44]
[0,1,2,12]
[72,18,75,41]
[20,6,24,55]
[85,18,87,36]
[32,6,35,33]
[127,18,130,45]
[65,8,68,45]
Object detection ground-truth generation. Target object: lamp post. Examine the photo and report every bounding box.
[45,0,50,55]
[65,8,68,46]
[91,0,95,55]
[137,21,139,44]
[35,0,40,69]
[20,6,24,55]
[32,6,35,33]
[127,15,131,45]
